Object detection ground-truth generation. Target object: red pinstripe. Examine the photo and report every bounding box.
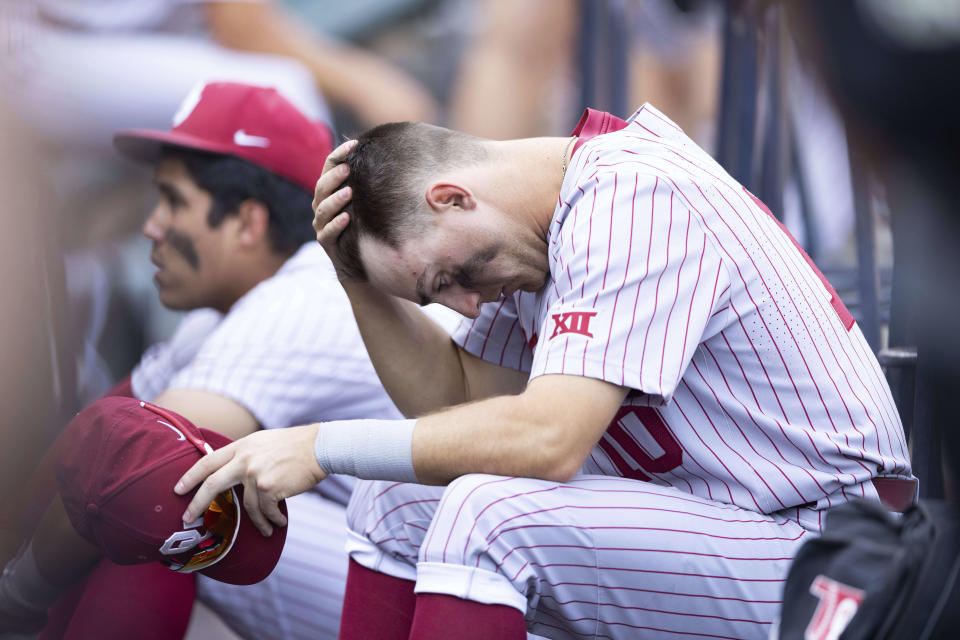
[673,387,764,510]
[667,394,745,503]
[534,560,788,583]
[602,174,637,377]
[437,476,516,563]
[639,188,671,384]
[620,176,659,386]
[534,605,767,639]
[478,503,796,555]
[697,344,814,503]
[677,232,710,386]
[658,206,691,391]
[537,593,774,625]
[680,373,789,509]
[363,498,440,536]
[538,580,780,604]
[635,122,662,137]
[712,332,836,487]
[646,108,683,132]
[580,176,599,303]
[477,298,507,361]
[497,316,519,367]
[487,526,804,568]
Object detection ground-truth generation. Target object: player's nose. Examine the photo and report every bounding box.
[447,291,483,318]
[141,204,166,242]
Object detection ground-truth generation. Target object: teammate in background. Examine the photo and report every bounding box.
[0,81,456,640]
[178,107,914,639]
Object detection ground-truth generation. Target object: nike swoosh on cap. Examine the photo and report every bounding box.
[157,419,187,441]
[233,129,271,148]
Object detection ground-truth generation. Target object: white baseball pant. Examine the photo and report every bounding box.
[346,475,817,640]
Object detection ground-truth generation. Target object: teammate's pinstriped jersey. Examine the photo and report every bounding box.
[135,242,404,427]
[452,104,911,515]
[133,242,406,505]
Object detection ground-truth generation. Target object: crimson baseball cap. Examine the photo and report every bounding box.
[57,396,287,585]
[113,81,333,193]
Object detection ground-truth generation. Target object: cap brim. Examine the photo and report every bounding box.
[194,428,288,585]
[113,129,236,165]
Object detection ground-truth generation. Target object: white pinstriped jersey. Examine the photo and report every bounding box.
[132,241,406,504]
[452,104,911,515]
[134,242,407,426]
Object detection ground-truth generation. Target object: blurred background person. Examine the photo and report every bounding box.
[0,0,441,409]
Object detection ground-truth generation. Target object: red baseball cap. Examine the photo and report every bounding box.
[113,81,334,193]
[57,396,287,585]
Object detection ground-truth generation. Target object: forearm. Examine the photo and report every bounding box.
[412,393,580,485]
[311,396,564,487]
[411,375,627,484]
[342,281,470,417]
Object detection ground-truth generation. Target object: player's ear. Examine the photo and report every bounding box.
[424,182,476,215]
[234,199,270,248]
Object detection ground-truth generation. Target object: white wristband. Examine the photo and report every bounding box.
[314,418,419,483]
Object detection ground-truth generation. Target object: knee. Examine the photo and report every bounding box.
[440,475,553,525]
[425,475,557,561]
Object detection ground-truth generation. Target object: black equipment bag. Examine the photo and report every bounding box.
[778,499,960,640]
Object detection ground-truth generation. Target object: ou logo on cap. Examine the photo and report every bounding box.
[160,527,213,556]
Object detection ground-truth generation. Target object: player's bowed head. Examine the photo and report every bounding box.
[314,123,563,319]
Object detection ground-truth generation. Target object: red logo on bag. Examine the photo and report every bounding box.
[805,575,864,640]
[550,311,597,340]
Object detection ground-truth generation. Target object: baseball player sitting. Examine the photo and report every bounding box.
[177,106,915,639]
[0,81,460,640]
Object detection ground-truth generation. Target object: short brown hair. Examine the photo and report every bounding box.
[334,122,487,281]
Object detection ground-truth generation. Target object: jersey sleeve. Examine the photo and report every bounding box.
[166,279,401,428]
[451,294,534,373]
[531,170,730,403]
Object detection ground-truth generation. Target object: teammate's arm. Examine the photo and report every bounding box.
[313,141,528,418]
[151,388,259,441]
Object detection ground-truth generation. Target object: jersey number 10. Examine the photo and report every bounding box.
[598,406,683,481]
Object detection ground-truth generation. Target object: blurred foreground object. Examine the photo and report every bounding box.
[0,98,75,562]
[778,1,960,637]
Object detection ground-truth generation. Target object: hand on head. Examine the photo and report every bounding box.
[312,139,358,281]
[175,425,326,537]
